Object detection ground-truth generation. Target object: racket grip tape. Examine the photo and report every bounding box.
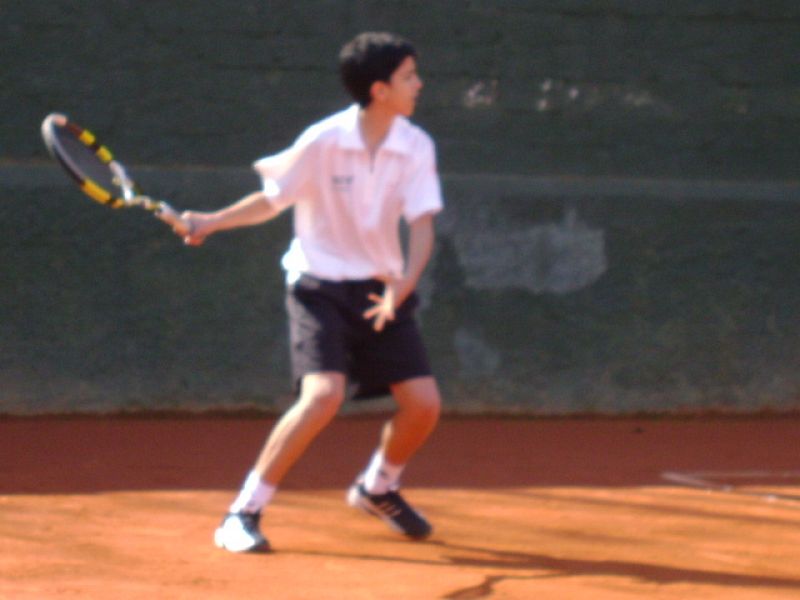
[154,202,192,238]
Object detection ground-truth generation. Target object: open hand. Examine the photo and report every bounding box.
[362,279,397,332]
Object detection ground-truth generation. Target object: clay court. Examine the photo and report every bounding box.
[1,414,799,599]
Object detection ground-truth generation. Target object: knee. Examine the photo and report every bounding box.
[298,374,345,420]
[418,390,441,422]
[392,377,442,419]
[404,384,442,424]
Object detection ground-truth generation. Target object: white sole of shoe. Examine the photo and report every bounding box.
[213,526,269,553]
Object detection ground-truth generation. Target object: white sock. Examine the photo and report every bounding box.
[228,470,276,514]
[362,451,404,495]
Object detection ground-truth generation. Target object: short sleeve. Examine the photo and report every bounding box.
[252,129,318,211]
[402,136,444,223]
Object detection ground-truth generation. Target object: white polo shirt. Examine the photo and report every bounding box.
[253,104,443,283]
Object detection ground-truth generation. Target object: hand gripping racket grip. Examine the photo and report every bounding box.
[153,201,192,238]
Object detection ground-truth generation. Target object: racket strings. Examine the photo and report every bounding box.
[46,118,144,210]
[65,121,113,165]
[42,113,176,222]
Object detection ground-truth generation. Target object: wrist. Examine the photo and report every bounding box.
[395,276,416,305]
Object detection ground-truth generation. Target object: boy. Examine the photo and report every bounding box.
[176,32,444,553]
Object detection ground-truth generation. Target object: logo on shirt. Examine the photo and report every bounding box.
[331,174,354,194]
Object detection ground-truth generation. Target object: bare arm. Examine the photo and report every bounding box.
[178,191,283,245]
[397,212,436,305]
[363,213,436,331]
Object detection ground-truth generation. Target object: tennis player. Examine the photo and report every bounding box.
[177,32,444,553]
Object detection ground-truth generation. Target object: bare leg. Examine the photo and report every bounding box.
[254,371,346,486]
[347,376,441,539]
[382,375,442,465]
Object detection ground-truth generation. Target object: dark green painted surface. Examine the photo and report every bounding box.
[2,166,798,413]
[2,2,799,413]
[3,1,798,178]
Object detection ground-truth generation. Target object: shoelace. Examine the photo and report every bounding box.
[375,492,414,518]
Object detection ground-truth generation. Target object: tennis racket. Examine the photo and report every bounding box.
[41,113,190,236]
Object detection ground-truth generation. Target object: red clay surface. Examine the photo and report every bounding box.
[1,414,799,599]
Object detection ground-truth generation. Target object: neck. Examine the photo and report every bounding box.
[358,105,395,155]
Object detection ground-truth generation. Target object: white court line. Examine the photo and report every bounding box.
[661,470,800,506]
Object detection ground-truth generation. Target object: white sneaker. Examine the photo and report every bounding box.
[214,512,270,553]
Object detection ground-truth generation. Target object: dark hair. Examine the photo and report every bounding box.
[339,32,417,107]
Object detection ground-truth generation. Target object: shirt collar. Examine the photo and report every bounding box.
[339,104,410,155]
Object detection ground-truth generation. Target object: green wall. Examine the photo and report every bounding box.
[2,2,799,414]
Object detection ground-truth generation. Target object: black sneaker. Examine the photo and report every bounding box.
[214,512,270,553]
[347,481,432,539]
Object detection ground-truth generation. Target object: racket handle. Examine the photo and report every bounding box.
[154,202,192,237]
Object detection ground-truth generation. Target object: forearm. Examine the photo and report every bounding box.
[180,191,282,244]
[363,213,435,331]
[399,213,435,303]
[204,191,281,234]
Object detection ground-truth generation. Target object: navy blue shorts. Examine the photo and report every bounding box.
[285,275,432,400]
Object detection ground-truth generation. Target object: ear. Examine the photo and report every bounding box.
[369,80,389,104]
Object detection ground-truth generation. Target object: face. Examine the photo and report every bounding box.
[371,56,423,117]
